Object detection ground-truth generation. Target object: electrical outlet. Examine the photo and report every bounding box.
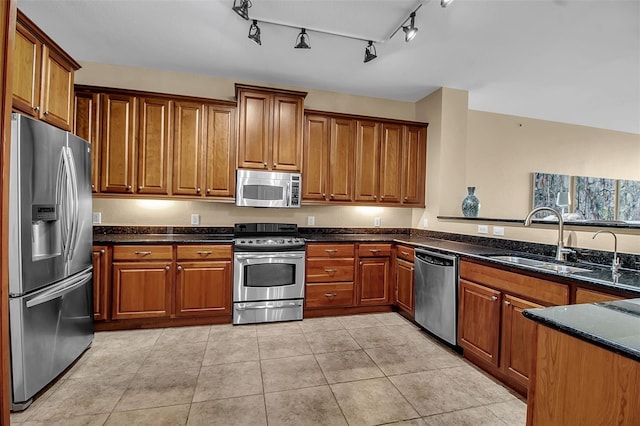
[92,212,102,224]
[191,214,200,225]
[307,216,315,226]
[493,226,505,236]
[477,225,489,234]
[374,217,381,227]
[423,218,429,228]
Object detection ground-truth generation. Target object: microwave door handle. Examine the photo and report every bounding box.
[286,182,291,206]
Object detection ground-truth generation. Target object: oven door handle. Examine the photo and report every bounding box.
[235,301,301,311]
[235,254,305,261]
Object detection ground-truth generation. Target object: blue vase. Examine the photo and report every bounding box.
[462,187,480,217]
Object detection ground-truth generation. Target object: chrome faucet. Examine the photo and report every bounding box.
[592,230,620,273]
[524,207,573,262]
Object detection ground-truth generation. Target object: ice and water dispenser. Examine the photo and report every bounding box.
[31,204,61,261]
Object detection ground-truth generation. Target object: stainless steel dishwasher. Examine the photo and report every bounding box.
[414,248,458,346]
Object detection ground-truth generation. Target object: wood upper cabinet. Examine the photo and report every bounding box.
[100,94,136,193]
[458,278,502,366]
[354,120,380,202]
[379,123,403,204]
[203,104,236,198]
[402,125,427,205]
[302,114,329,201]
[328,118,355,201]
[236,84,306,171]
[172,101,204,196]
[74,91,100,192]
[13,11,79,130]
[501,294,542,388]
[92,246,110,321]
[137,97,171,195]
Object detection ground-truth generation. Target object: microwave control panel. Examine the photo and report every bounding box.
[290,175,300,207]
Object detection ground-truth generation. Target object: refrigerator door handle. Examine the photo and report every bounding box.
[65,147,80,261]
[56,150,72,263]
[26,268,93,308]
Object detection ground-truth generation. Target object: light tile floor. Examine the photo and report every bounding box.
[10,313,526,425]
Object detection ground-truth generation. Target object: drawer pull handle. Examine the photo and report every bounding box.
[324,249,338,253]
[197,251,213,255]
[324,269,337,273]
[369,249,381,253]
[401,251,410,256]
[324,293,337,297]
[491,296,498,302]
[134,251,152,256]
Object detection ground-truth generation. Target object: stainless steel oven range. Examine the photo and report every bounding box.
[233,223,306,325]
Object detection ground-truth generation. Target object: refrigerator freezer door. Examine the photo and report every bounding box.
[9,266,94,408]
[65,133,93,276]
[9,114,67,295]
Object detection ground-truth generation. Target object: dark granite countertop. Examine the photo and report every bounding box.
[523,300,640,362]
[93,233,234,245]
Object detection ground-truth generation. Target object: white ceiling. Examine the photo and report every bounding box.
[17,0,640,134]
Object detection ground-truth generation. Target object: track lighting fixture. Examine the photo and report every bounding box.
[402,12,418,42]
[440,0,455,8]
[232,0,251,20]
[248,20,261,45]
[364,41,377,63]
[294,28,311,49]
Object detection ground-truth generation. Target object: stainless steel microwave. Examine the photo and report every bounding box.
[235,169,301,208]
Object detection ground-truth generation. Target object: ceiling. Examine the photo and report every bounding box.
[16,0,640,134]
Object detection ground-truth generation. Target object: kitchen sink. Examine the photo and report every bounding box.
[488,255,592,274]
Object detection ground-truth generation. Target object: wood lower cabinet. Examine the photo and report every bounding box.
[13,11,79,131]
[305,243,355,312]
[394,245,415,316]
[459,279,502,366]
[92,246,110,321]
[574,287,626,304]
[357,244,392,306]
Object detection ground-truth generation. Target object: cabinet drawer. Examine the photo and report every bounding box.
[306,259,355,282]
[575,287,625,304]
[176,245,232,261]
[396,245,415,262]
[306,283,354,308]
[358,243,393,257]
[112,245,173,261]
[460,260,569,306]
[307,243,355,258]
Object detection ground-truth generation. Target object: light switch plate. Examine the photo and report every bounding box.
[493,226,505,236]
[92,212,101,224]
[307,216,315,226]
[374,217,381,227]
[191,214,200,225]
[477,225,489,234]
[423,218,429,228]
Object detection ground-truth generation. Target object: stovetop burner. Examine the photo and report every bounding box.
[233,223,305,251]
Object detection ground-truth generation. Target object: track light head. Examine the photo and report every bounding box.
[402,12,418,42]
[232,0,251,20]
[440,0,455,8]
[364,41,377,63]
[295,28,311,49]
[248,20,261,45]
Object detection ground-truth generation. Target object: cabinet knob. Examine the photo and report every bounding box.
[91,184,95,189]
[404,197,408,201]
[330,194,334,199]
[263,162,268,168]
[504,300,511,306]
[360,261,363,265]
[491,296,498,302]
[165,265,170,271]
[380,196,384,200]
[374,195,377,199]
[33,106,40,112]
[138,186,143,191]
[196,187,201,193]
[177,266,182,271]
[322,193,326,198]
[126,185,132,190]
[273,163,277,167]
[206,188,211,194]
[100,249,105,254]
[43,111,49,116]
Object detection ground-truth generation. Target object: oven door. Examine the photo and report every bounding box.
[233,251,305,302]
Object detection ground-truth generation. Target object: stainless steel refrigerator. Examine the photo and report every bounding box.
[8,113,94,411]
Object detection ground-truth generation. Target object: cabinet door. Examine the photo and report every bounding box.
[101,94,136,193]
[204,104,236,198]
[172,101,204,196]
[354,120,380,202]
[12,19,41,116]
[379,123,403,203]
[74,91,100,192]
[175,261,232,317]
[395,258,414,315]
[501,294,542,388]
[357,257,391,305]
[402,125,427,205]
[302,114,329,201]
[112,261,172,319]
[92,246,110,321]
[272,94,304,171]
[237,90,271,170]
[40,45,74,130]
[328,118,355,201]
[138,97,171,195]
[458,279,501,366]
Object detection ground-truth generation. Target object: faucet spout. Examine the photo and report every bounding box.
[592,230,620,273]
[524,207,571,262]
